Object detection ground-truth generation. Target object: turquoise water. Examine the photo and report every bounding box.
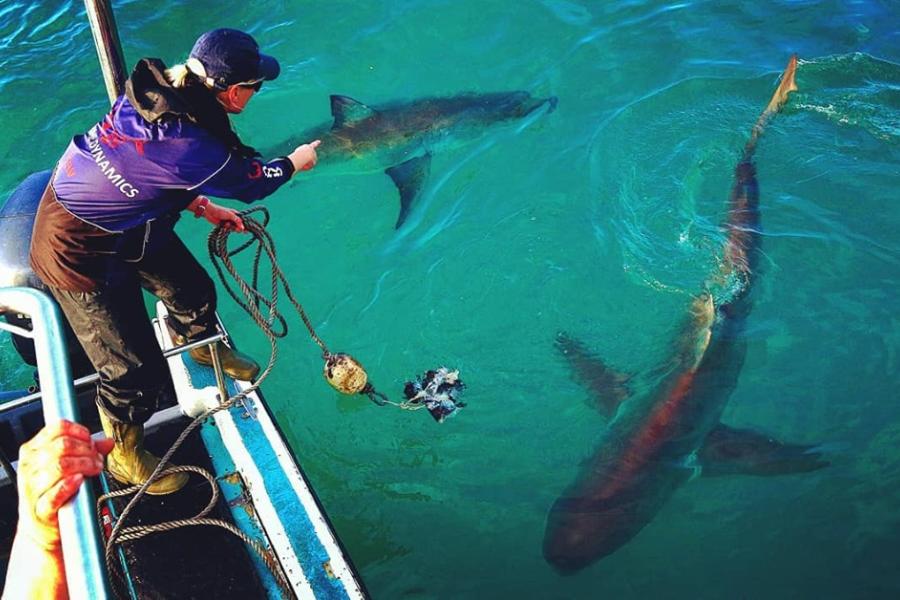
[2,1,899,598]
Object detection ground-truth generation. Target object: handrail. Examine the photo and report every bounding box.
[0,287,110,599]
[0,332,226,414]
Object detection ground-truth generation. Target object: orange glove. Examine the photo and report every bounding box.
[16,420,114,550]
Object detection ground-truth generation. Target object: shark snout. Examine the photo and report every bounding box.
[543,537,596,575]
[542,495,632,574]
[543,519,619,575]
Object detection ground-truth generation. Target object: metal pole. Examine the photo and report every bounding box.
[0,332,227,414]
[208,342,230,405]
[0,373,99,414]
[0,288,110,599]
[83,0,128,104]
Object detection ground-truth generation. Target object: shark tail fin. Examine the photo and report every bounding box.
[764,54,799,115]
[745,54,799,157]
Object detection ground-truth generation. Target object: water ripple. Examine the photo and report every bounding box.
[538,0,593,26]
[26,0,72,40]
[360,269,394,315]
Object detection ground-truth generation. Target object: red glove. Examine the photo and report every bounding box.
[16,421,113,549]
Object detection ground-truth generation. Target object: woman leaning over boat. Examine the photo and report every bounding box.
[29,28,320,495]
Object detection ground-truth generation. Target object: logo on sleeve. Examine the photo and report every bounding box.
[263,165,284,178]
[248,161,284,180]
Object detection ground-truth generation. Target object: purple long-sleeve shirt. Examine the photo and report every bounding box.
[53,95,293,232]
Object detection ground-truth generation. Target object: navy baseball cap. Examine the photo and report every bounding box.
[188,28,280,89]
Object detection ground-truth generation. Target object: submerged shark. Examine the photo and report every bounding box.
[543,56,827,573]
[268,91,557,228]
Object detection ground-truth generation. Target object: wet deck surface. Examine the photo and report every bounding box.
[98,417,269,599]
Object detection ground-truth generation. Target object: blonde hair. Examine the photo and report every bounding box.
[164,63,193,88]
[165,58,219,90]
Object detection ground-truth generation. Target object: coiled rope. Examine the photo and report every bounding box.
[97,465,283,586]
[100,391,291,596]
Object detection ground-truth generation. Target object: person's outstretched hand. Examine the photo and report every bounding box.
[16,420,113,550]
[288,139,321,172]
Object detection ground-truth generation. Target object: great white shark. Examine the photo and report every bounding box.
[267,91,557,228]
[543,56,827,573]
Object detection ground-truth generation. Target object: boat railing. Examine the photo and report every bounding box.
[0,287,110,599]
[0,330,227,415]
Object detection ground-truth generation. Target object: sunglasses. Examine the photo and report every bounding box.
[239,80,263,92]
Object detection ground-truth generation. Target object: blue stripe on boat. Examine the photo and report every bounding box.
[180,352,354,599]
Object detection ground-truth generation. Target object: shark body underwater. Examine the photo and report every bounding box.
[543,56,828,574]
[267,91,558,228]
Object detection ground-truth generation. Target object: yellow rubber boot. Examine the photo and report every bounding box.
[174,335,260,381]
[98,408,188,495]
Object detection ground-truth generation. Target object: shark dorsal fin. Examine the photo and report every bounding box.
[330,95,376,128]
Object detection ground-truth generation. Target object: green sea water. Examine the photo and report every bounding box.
[2,1,899,598]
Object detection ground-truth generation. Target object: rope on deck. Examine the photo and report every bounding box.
[97,464,285,595]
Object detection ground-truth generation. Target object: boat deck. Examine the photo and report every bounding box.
[98,415,269,598]
[0,303,368,598]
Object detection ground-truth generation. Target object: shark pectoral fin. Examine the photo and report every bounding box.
[386,154,432,229]
[699,423,829,477]
[555,332,633,417]
[330,95,377,128]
